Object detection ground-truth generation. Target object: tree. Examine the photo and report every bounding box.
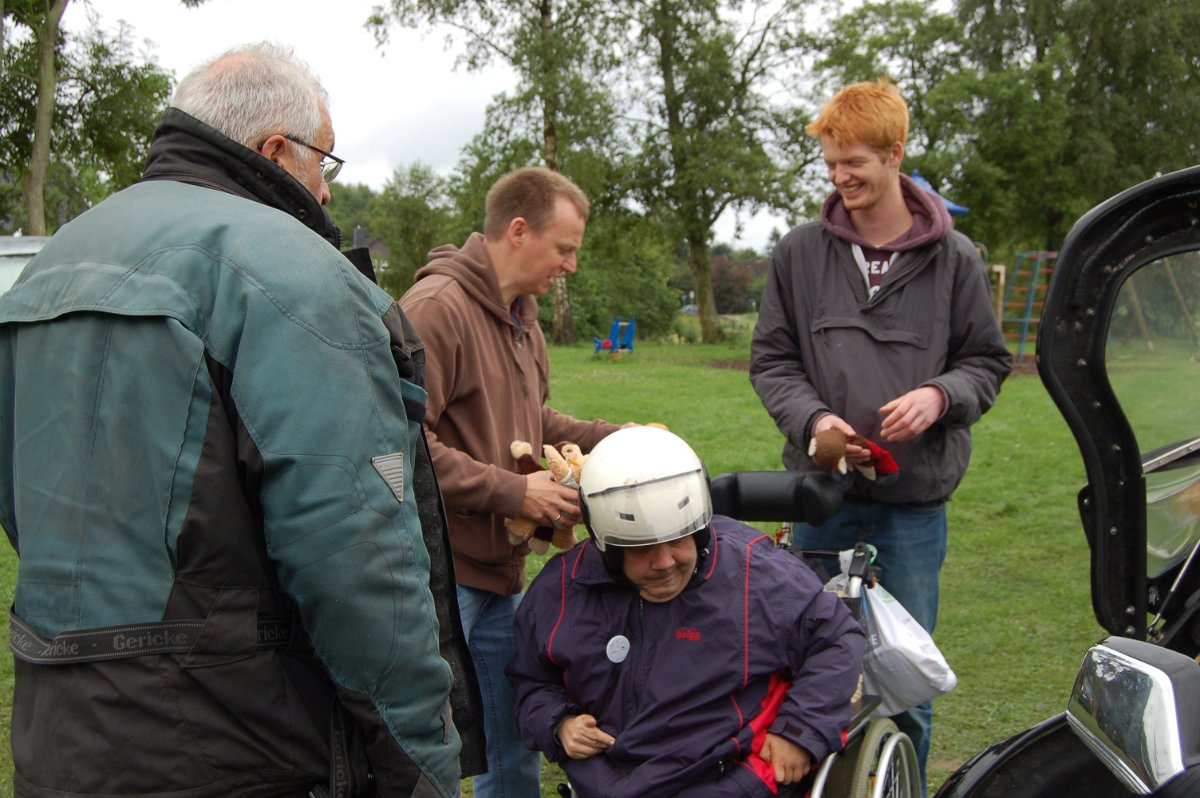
[327,181,382,240]
[626,0,819,342]
[1,7,171,234]
[368,0,620,343]
[810,1,1004,247]
[955,0,1200,252]
[328,171,461,300]
[710,255,750,313]
[448,89,680,339]
[369,1,822,344]
[814,1,973,183]
[375,164,459,298]
[369,0,619,171]
[3,0,68,235]
[765,226,782,256]
[810,0,1200,258]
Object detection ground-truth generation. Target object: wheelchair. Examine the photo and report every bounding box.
[717,469,923,798]
[808,699,921,798]
[555,470,922,798]
[800,544,922,798]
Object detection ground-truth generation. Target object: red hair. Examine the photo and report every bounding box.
[806,79,909,152]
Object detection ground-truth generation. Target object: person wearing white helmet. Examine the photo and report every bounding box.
[508,427,865,798]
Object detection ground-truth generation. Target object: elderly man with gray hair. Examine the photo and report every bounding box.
[0,42,477,797]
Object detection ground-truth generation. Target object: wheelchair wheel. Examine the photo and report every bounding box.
[848,718,921,798]
[808,746,845,797]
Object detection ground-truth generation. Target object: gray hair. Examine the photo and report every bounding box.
[171,42,329,166]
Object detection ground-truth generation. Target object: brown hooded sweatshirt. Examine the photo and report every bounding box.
[401,233,620,594]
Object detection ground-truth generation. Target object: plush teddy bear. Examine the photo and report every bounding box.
[808,428,899,484]
[504,440,584,554]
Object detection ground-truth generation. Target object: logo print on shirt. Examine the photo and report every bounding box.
[675,627,701,641]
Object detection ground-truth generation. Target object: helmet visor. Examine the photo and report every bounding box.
[586,468,713,548]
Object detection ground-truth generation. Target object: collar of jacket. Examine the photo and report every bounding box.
[139,107,342,250]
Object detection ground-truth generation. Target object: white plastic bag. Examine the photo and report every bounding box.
[859,583,957,717]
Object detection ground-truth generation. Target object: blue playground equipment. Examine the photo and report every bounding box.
[593,315,636,355]
[911,169,969,216]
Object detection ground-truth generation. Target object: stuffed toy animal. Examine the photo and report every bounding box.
[809,428,852,474]
[808,428,899,484]
[511,439,542,476]
[560,443,587,480]
[546,443,585,489]
[504,440,584,554]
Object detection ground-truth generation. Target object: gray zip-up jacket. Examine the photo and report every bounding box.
[750,179,1012,504]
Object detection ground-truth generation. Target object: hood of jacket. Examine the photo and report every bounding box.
[820,172,951,251]
[414,232,539,330]
[140,107,341,249]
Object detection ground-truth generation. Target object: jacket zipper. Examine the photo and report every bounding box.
[630,599,645,717]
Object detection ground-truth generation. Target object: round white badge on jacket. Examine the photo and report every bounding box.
[606,635,630,663]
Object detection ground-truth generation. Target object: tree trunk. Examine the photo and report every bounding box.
[550,274,574,343]
[23,0,69,236]
[689,234,723,343]
[654,0,721,343]
[540,0,558,174]
[539,0,575,345]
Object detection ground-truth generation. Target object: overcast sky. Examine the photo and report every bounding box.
[64,0,789,251]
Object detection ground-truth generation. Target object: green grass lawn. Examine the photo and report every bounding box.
[0,330,1106,798]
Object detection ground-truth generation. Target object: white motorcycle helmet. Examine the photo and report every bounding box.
[580,426,713,555]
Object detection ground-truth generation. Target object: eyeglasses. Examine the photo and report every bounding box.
[282,134,345,183]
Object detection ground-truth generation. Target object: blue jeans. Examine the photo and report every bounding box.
[456,586,542,798]
[792,499,947,797]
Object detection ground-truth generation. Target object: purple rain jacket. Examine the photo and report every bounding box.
[508,517,865,798]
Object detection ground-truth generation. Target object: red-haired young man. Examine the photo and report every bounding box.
[750,79,1012,795]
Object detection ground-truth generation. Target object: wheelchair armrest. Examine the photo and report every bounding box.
[849,694,882,730]
[709,471,842,526]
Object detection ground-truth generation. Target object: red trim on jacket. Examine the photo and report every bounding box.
[569,543,587,580]
[744,671,792,793]
[743,541,753,688]
[550,548,589,703]
[741,535,771,688]
[546,557,569,667]
[549,545,588,665]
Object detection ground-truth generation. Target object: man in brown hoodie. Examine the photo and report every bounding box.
[750,80,1012,795]
[400,167,623,798]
